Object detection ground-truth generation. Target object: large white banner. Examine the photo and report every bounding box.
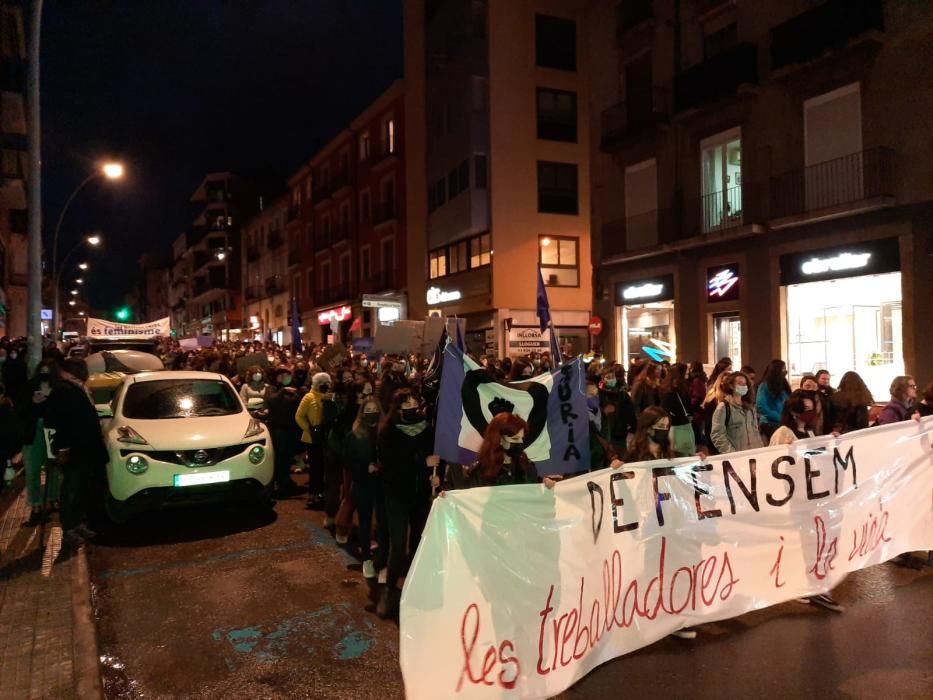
[400,418,933,700]
[86,316,170,338]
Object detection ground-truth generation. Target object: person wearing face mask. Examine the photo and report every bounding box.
[1,343,28,401]
[769,390,822,445]
[15,361,62,525]
[710,371,763,454]
[296,372,337,510]
[344,397,388,583]
[293,362,311,395]
[375,389,436,618]
[378,358,410,414]
[584,380,613,471]
[597,369,636,455]
[508,358,534,381]
[798,374,830,435]
[623,406,674,462]
[264,367,302,496]
[240,365,268,410]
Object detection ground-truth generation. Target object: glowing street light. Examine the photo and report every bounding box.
[78,311,86,316]
[75,278,84,284]
[70,289,78,295]
[102,162,125,180]
[87,234,102,246]
[68,300,76,307]
[78,262,89,270]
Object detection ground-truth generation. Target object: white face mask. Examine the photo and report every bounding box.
[252,373,263,383]
[735,384,748,397]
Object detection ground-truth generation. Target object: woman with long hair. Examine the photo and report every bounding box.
[376,388,436,619]
[465,413,545,488]
[707,357,732,389]
[769,390,822,445]
[623,406,674,462]
[701,371,731,455]
[660,363,696,457]
[240,364,268,409]
[875,375,919,425]
[345,397,387,583]
[630,362,661,417]
[711,371,763,454]
[830,372,874,433]
[756,360,790,440]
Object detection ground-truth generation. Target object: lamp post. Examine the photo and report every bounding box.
[53,232,101,337]
[50,163,123,337]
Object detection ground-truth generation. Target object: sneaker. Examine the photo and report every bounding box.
[670,628,697,639]
[362,560,376,579]
[335,533,348,545]
[808,593,844,613]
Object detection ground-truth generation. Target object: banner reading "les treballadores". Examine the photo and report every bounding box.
[400,418,933,700]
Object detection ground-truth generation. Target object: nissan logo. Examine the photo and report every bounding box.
[193,450,209,464]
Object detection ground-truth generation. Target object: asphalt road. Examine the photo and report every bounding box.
[87,478,932,699]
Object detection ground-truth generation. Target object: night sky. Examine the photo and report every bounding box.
[41,0,402,311]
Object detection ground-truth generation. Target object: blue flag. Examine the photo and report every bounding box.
[536,267,552,334]
[291,297,303,354]
[433,343,589,476]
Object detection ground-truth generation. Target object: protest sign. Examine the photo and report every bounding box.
[433,344,590,476]
[402,418,933,700]
[235,352,270,375]
[87,316,170,338]
[372,323,421,356]
[317,343,348,372]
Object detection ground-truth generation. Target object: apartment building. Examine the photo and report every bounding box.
[590,0,933,396]
[242,195,290,343]
[287,81,407,344]
[405,0,594,358]
[0,0,28,337]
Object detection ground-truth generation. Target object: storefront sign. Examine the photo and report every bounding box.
[426,286,462,305]
[317,305,352,325]
[587,316,603,335]
[616,274,674,305]
[378,306,400,323]
[362,295,402,309]
[401,418,933,700]
[507,327,552,353]
[780,238,899,285]
[707,265,740,302]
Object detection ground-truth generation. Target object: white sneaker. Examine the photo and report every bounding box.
[670,628,697,639]
[335,534,348,545]
[378,568,387,585]
[363,560,376,579]
[323,516,335,528]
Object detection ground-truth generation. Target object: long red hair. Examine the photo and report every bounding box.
[477,413,528,482]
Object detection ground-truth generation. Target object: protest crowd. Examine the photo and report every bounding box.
[0,330,930,624]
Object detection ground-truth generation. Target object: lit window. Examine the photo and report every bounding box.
[470,233,491,268]
[539,235,578,286]
[387,119,396,153]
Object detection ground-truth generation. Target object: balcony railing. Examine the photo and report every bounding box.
[331,172,351,192]
[265,277,286,296]
[333,222,351,243]
[700,185,743,233]
[373,200,398,225]
[244,285,261,301]
[768,148,894,221]
[600,87,669,152]
[673,42,758,113]
[359,268,397,294]
[288,249,301,267]
[268,230,284,250]
[616,0,654,36]
[313,233,333,252]
[771,0,884,72]
[372,142,398,165]
[317,283,351,306]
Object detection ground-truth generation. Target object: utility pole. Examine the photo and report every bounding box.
[26,0,44,371]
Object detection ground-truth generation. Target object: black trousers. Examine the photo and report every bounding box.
[354,482,388,565]
[306,442,324,496]
[61,457,93,531]
[384,493,431,591]
[270,426,298,488]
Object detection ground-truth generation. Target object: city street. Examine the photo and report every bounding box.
[86,476,932,700]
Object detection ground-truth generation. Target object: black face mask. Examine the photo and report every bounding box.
[317,384,330,395]
[400,408,422,424]
[294,371,308,384]
[505,442,523,459]
[651,428,670,447]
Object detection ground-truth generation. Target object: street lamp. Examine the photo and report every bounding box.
[78,262,89,270]
[68,300,76,307]
[87,234,101,247]
[75,278,83,284]
[50,161,124,336]
[70,289,78,295]
[54,236,100,337]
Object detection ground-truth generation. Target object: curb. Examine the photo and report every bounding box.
[71,544,104,699]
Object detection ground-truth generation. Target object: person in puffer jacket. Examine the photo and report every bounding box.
[711,371,763,454]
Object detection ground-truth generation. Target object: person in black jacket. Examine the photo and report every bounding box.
[264,366,302,496]
[44,359,108,543]
[375,388,436,619]
[0,382,22,490]
[16,360,61,525]
[345,396,387,583]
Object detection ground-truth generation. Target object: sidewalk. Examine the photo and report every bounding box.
[0,478,102,699]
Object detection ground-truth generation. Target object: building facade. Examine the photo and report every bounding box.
[179,172,257,339]
[242,195,290,343]
[405,0,594,358]
[590,0,933,397]
[0,0,28,337]
[287,81,408,345]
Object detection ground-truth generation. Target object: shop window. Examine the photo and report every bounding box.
[539,235,578,287]
[470,233,491,268]
[701,128,742,232]
[535,15,576,71]
[537,161,578,215]
[536,88,577,142]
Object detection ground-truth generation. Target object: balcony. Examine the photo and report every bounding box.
[313,183,332,202]
[268,230,284,250]
[265,276,286,296]
[331,172,351,194]
[616,0,654,37]
[317,282,351,306]
[333,222,351,244]
[700,185,744,233]
[246,246,260,262]
[244,285,261,302]
[313,232,333,252]
[768,148,894,224]
[359,268,397,294]
[372,142,399,166]
[673,42,758,114]
[288,249,301,267]
[600,88,670,152]
[373,200,398,225]
[770,0,884,73]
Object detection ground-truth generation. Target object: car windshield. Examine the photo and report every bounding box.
[121,379,242,419]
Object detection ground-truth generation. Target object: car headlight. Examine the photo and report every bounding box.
[116,425,148,445]
[125,454,149,474]
[248,445,265,465]
[244,418,263,439]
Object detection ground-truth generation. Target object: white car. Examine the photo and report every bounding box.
[103,371,274,522]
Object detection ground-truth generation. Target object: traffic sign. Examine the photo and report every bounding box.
[588,316,603,336]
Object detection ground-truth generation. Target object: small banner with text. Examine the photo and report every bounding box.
[86,316,170,338]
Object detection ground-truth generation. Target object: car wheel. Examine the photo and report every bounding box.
[104,496,131,525]
[256,485,276,511]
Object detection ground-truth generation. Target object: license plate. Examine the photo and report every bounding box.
[173,471,230,487]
